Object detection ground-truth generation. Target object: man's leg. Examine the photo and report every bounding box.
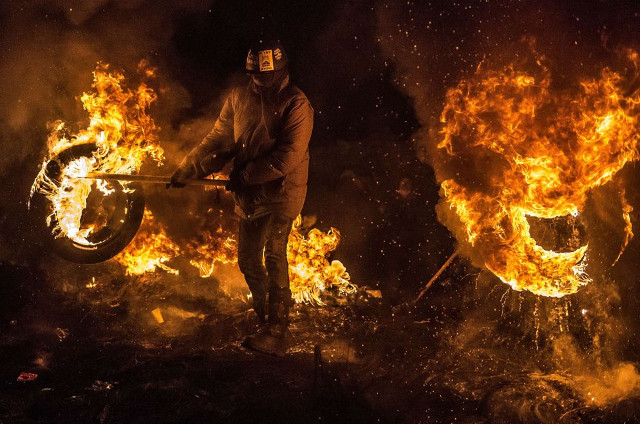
[237,215,270,323]
[264,214,294,326]
[243,213,294,356]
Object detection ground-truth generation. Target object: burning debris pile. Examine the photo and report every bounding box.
[434,49,640,297]
[29,62,355,305]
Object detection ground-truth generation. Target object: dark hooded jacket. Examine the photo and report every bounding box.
[182,73,313,220]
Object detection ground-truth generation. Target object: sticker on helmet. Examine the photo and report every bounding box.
[259,50,274,72]
[274,48,283,60]
[246,51,259,70]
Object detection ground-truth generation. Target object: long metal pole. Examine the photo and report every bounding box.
[413,250,459,305]
[80,173,229,187]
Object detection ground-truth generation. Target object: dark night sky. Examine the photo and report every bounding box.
[1,0,640,299]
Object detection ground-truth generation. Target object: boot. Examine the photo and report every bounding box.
[252,295,267,325]
[243,291,290,356]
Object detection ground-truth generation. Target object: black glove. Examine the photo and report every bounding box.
[225,168,244,192]
[168,161,196,188]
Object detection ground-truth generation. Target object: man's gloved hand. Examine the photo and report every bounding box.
[168,161,196,188]
[225,168,244,192]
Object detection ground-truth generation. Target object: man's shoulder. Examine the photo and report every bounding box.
[283,83,307,98]
[282,84,312,109]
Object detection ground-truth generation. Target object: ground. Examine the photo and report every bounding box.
[2,263,640,424]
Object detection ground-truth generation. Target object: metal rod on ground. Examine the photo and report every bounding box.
[80,173,229,187]
[413,250,460,305]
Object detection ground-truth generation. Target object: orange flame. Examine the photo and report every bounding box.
[118,214,355,304]
[30,61,355,304]
[115,210,180,276]
[31,61,163,244]
[437,52,640,297]
[186,227,238,278]
[287,216,355,304]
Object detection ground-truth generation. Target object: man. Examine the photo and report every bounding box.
[170,41,313,356]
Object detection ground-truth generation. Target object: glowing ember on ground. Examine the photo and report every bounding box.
[436,50,640,297]
[30,61,163,244]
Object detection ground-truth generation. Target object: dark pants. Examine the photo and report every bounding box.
[238,213,294,308]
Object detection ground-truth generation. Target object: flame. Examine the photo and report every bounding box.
[287,216,356,304]
[119,214,355,304]
[30,61,163,244]
[186,227,238,278]
[437,51,640,297]
[114,210,180,276]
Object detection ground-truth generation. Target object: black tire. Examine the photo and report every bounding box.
[30,143,146,264]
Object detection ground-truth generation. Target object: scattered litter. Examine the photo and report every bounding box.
[42,387,53,392]
[33,352,50,368]
[17,372,38,382]
[90,380,115,391]
[55,328,70,341]
[166,306,206,321]
[151,308,164,324]
[365,289,382,299]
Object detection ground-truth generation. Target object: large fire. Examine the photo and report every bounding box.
[436,50,640,297]
[30,61,164,244]
[31,62,355,304]
[116,213,355,305]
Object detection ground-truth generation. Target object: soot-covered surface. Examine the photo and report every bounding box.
[3,259,640,424]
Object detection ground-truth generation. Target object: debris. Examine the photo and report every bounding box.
[151,308,164,324]
[55,327,69,341]
[86,277,97,289]
[397,177,412,198]
[413,250,459,305]
[17,372,38,382]
[90,380,115,391]
[365,289,382,299]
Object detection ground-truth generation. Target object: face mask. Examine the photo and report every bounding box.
[251,72,276,87]
[250,68,288,89]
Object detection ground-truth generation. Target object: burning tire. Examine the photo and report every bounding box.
[30,143,146,264]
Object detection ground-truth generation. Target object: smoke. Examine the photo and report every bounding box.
[0,0,211,152]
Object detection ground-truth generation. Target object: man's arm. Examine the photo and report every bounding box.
[180,94,235,176]
[240,98,313,185]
